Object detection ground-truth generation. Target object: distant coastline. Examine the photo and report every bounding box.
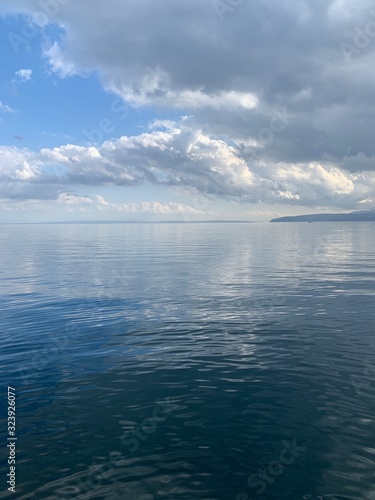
[0,220,255,225]
[271,210,375,222]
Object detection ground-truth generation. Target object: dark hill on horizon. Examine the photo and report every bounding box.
[270,210,375,222]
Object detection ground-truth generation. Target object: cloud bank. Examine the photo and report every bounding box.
[1,119,374,209]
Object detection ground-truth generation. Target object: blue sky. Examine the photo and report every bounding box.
[0,1,375,222]
[0,17,179,150]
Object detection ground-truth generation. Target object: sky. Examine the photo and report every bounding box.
[0,0,375,222]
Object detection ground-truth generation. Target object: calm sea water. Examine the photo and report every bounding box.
[1,222,375,499]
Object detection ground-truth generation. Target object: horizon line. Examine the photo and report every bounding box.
[0,219,257,225]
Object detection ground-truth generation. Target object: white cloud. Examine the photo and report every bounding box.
[0,101,14,113]
[40,193,206,215]
[43,43,77,78]
[14,69,33,83]
[95,199,205,215]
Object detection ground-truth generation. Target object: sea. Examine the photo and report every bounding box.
[1,222,375,499]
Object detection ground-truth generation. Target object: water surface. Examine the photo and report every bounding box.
[1,222,375,499]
